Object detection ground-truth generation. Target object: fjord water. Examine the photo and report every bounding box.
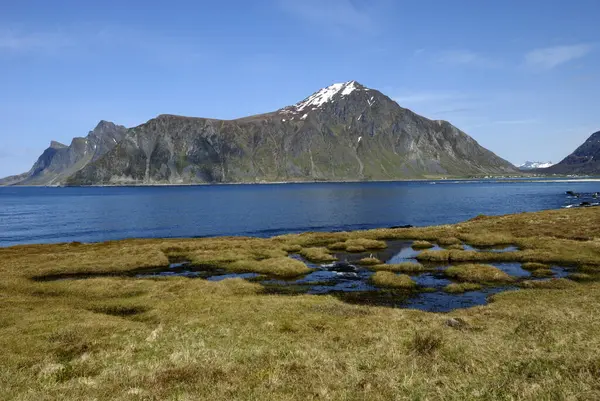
[0,180,597,247]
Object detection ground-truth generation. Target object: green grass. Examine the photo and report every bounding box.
[370,272,417,289]
[445,264,515,283]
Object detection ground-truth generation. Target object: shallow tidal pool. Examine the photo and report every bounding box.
[136,240,572,312]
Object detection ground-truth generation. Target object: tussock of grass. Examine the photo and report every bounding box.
[298,247,336,263]
[327,239,387,253]
[520,279,577,289]
[369,262,425,273]
[282,244,302,253]
[443,283,483,293]
[522,262,550,271]
[437,237,462,246]
[327,242,348,251]
[531,269,554,278]
[568,273,594,282]
[346,245,366,253]
[459,232,515,247]
[446,244,465,251]
[346,238,387,250]
[370,272,416,289]
[412,240,434,249]
[228,257,311,278]
[408,331,444,356]
[357,257,383,266]
[445,264,515,283]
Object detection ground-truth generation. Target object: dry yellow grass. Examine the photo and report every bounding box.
[370,272,417,289]
[369,262,425,273]
[298,247,337,263]
[227,257,312,278]
[412,240,435,249]
[357,257,383,266]
[531,268,554,278]
[327,238,387,253]
[445,264,515,283]
[444,282,483,293]
[522,262,550,271]
[0,207,599,400]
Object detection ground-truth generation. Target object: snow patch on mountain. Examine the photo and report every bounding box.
[281,81,363,115]
[519,161,554,170]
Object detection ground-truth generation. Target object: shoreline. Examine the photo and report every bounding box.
[3,175,600,188]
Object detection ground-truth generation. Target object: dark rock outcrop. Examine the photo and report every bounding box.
[541,130,600,175]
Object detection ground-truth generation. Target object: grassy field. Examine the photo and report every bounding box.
[1,207,600,400]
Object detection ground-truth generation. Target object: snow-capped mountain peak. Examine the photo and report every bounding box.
[281,81,366,115]
[518,161,554,170]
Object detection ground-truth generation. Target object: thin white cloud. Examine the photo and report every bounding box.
[278,0,375,32]
[436,50,499,68]
[525,44,593,69]
[0,30,73,52]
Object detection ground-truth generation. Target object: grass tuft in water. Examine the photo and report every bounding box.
[445,264,515,283]
[369,262,425,273]
[298,247,337,263]
[370,272,417,289]
[443,282,483,293]
[357,257,383,266]
[412,240,434,250]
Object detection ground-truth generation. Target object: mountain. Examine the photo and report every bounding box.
[66,81,517,185]
[0,121,127,186]
[542,130,600,175]
[2,81,518,186]
[519,161,554,170]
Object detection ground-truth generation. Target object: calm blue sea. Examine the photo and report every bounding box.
[0,180,598,247]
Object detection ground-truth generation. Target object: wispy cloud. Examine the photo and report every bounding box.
[436,50,499,68]
[0,26,205,65]
[278,0,377,33]
[0,29,73,53]
[525,44,593,69]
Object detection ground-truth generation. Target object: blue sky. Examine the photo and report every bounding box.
[1,0,599,177]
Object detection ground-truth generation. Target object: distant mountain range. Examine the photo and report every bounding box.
[540,130,600,175]
[518,161,554,170]
[1,81,518,186]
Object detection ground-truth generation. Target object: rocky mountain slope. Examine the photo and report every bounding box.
[0,121,127,186]
[541,130,600,175]
[2,81,518,186]
[67,81,517,185]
